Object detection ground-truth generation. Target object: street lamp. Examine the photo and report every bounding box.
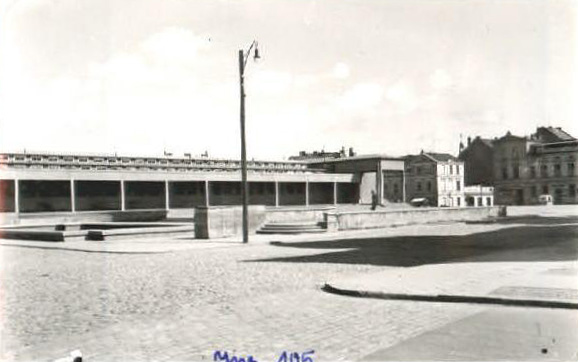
[238,40,260,244]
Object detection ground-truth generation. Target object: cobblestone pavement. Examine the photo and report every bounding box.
[0,208,576,361]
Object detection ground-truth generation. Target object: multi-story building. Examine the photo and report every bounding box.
[459,126,578,205]
[404,152,465,207]
[458,136,495,186]
[492,128,578,205]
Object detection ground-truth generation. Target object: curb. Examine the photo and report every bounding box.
[322,283,578,310]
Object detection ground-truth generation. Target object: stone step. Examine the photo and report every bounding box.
[261,223,322,230]
[257,221,326,234]
[263,221,319,225]
[257,228,326,234]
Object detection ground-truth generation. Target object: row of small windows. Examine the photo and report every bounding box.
[502,162,575,179]
[6,155,308,170]
[416,181,461,192]
[530,184,577,197]
[409,164,461,175]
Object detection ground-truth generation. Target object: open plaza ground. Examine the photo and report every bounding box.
[0,205,577,361]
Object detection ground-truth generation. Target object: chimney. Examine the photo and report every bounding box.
[348,147,355,157]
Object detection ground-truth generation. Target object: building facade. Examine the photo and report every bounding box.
[463,185,494,207]
[404,152,465,207]
[459,126,578,205]
[493,131,578,205]
[458,136,495,186]
[0,152,360,216]
[306,154,406,204]
[0,151,410,221]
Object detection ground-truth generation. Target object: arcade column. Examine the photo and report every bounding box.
[70,179,76,212]
[376,161,383,203]
[333,181,338,205]
[120,180,126,211]
[402,170,406,202]
[165,180,170,211]
[14,179,19,214]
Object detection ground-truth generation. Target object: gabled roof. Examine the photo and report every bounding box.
[404,152,459,163]
[535,127,576,143]
[424,152,459,162]
[478,138,494,148]
[458,136,495,159]
[494,131,527,143]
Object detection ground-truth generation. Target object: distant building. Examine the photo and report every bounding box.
[492,127,578,205]
[306,154,405,204]
[404,151,465,207]
[464,185,494,207]
[461,126,578,205]
[458,136,495,186]
[289,147,355,162]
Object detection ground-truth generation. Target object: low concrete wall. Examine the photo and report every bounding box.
[194,205,267,239]
[87,225,195,241]
[0,210,168,226]
[0,221,193,242]
[265,206,336,223]
[0,229,87,242]
[325,206,502,231]
[166,208,196,220]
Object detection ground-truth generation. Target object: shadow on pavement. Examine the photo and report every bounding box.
[492,215,578,225]
[247,217,578,267]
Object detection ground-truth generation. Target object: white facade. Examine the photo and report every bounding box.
[405,153,465,207]
[464,185,494,207]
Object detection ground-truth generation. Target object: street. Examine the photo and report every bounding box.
[1,206,577,361]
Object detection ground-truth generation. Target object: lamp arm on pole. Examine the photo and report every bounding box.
[242,41,259,70]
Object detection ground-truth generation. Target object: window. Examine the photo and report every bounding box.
[457,166,460,175]
[569,163,575,176]
[457,197,461,206]
[512,165,519,179]
[427,181,432,191]
[417,182,422,191]
[416,167,422,175]
[542,185,549,195]
[554,164,562,177]
[541,165,548,178]
[456,181,461,191]
[531,186,537,197]
[530,166,536,178]
[449,165,453,175]
[570,185,576,197]
[486,197,492,206]
[502,167,508,180]
[477,197,483,206]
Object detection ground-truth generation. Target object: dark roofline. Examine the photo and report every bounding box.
[309,153,403,163]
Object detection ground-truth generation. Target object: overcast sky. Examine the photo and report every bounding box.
[0,0,576,159]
